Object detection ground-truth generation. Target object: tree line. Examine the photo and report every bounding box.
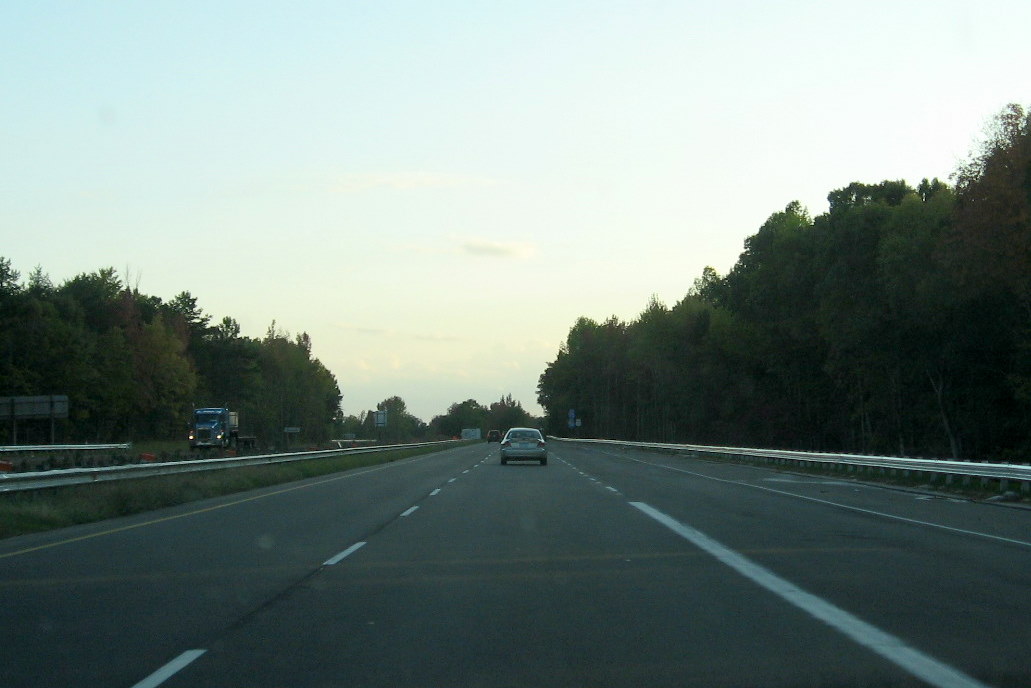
[0,259,543,447]
[336,394,539,443]
[0,267,341,446]
[538,104,1031,462]
[428,394,538,438]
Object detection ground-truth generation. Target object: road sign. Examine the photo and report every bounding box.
[0,396,69,420]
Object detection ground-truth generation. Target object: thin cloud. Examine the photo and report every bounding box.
[331,172,497,193]
[337,324,463,343]
[461,239,535,259]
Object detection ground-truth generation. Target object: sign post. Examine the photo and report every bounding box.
[0,395,69,444]
[374,410,387,443]
[283,426,300,449]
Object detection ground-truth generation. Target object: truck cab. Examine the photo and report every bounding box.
[189,407,238,449]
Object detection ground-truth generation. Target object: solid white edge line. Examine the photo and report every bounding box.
[400,505,419,517]
[323,541,367,566]
[629,502,991,688]
[131,649,207,688]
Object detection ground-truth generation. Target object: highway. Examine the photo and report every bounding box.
[1,440,1028,687]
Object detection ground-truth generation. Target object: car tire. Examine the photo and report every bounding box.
[501,457,507,465]
[540,457,547,466]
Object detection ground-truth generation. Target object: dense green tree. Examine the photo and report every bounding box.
[949,103,1031,453]
[249,325,341,447]
[336,412,367,439]
[431,399,487,438]
[488,394,535,432]
[58,268,123,333]
[130,313,198,438]
[539,108,1031,461]
[376,395,425,442]
[429,396,539,438]
[0,257,20,298]
[951,103,1031,307]
[0,260,343,446]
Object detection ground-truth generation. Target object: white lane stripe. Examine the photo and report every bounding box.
[323,541,366,566]
[448,478,457,483]
[627,458,1031,550]
[430,488,441,496]
[400,506,419,517]
[131,649,206,688]
[605,486,620,493]
[629,502,991,688]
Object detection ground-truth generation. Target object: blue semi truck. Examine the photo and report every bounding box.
[188,407,239,450]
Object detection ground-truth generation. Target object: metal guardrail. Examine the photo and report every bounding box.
[0,443,131,453]
[557,438,1031,493]
[0,441,456,493]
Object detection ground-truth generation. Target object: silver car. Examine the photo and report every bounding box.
[499,427,548,466]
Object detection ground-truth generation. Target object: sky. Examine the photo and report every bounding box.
[2,1,1029,422]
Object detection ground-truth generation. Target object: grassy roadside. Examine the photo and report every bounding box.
[0,444,452,540]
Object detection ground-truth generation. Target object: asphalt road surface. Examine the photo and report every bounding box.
[1,440,1028,687]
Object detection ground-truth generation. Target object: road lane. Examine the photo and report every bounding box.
[3,439,1028,687]
[0,443,487,688]
[630,501,987,688]
[159,446,979,688]
[565,441,1031,548]
[553,441,1031,686]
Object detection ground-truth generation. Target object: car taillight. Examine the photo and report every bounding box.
[501,440,510,447]
[537,440,546,447]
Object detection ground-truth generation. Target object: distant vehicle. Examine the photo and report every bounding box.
[189,407,239,449]
[500,427,547,465]
[486,429,501,442]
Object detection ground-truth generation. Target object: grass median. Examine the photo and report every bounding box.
[0,444,453,540]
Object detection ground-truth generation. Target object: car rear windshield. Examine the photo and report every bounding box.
[508,430,540,440]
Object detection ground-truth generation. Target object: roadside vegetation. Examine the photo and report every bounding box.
[0,267,342,446]
[0,444,449,540]
[0,270,540,449]
[539,104,1031,463]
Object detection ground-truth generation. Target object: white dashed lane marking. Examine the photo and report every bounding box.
[324,541,367,566]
